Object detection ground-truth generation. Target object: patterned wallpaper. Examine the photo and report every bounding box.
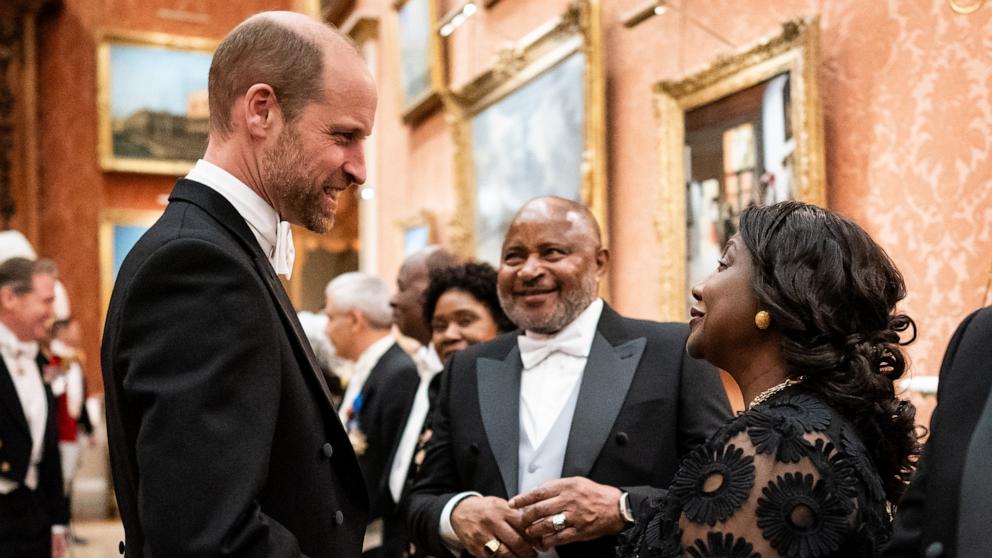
[603,0,992,379]
[819,0,992,376]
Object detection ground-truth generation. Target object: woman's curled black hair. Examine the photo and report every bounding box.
[422,262,515,334]
[738,200,919,503]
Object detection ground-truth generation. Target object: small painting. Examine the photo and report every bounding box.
[99,209,162,316]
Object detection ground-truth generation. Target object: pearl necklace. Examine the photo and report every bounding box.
[748,376,805,410]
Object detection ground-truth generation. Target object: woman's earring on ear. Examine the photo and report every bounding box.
[755,310,771,330]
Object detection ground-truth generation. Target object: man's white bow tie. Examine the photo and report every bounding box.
[518,329,589,369]
[273,220,295,279]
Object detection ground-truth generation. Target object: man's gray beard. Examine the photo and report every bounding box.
[261,129,334,234]
[499,273,599,334]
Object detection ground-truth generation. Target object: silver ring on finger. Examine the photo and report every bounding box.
[551,512,567,532]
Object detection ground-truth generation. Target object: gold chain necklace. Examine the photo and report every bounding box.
[748,376,805,410]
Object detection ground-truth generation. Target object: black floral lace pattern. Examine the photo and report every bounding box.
[617,388,892,558]
[671,444,756,525]
[756,472,850,557]
[685,532,760,558]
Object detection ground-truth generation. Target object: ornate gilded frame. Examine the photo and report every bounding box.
[394,0,444,124]
[445,0,606,260]
[97,30,216,175]
[653,18,826,320]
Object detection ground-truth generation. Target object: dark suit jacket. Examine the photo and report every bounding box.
[0,354,68,539]
[884,307,992,558]
[405,305,731,557]
[354,342,419,519]
[101,179,369,558]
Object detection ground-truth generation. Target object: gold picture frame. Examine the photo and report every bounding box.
[653,18,826,320]
[394,0,444,124]
[98,208,163,321]
[97,30,216,175]
[445,0,606,264]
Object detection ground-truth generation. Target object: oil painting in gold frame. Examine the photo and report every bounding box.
[653,19,827,320]
[97,30,216,175]
[394,0,444,124]
[446,0,606,265]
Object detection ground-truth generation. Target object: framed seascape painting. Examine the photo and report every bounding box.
[395,0,442,123]
[447,0,606,265]
[97,30,216,175]
[653,19,827,320]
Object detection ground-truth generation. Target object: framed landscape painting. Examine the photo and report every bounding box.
[447,0,606,265]
[97,30,216,175]
[395,0,442,123]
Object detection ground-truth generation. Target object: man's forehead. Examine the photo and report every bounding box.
[506,213,591,242]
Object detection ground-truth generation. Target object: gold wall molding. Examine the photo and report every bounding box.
[652,18,826,320]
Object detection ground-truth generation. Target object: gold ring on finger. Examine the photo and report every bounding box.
[484,538,501,555]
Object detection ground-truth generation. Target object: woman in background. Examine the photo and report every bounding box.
[619,201,919,558]
[423,262,515,363]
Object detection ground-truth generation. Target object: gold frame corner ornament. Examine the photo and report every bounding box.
[652,18,827,321]
[96,30,217,175]
[445,0,607,262]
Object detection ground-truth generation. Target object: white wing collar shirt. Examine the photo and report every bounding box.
[438,298,605,554]
[186,159,295,279]
[517,297,603,448]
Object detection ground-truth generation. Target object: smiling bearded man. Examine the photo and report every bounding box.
[102,12,376,558]
[405,196,731,558]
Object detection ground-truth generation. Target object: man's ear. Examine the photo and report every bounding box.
[243,83,281,139]
[0,285,17,311]
[595,248,610,277]
[348,309,366,332]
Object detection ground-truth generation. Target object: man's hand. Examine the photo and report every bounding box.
[51,531,67,558]
[508,477,625,550]
[451,495,537,558]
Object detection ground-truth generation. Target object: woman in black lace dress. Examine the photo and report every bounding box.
[618,201,920,558]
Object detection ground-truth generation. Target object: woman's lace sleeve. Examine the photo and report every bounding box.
[618,392,889,558]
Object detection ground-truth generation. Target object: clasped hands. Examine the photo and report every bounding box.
[450,477,626,557]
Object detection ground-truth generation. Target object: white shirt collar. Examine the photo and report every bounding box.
[0,320,38,360]
[522,297,604,352]
[352,334,396,380]
[186,159,295,278]
[187,160,278,253]
[416,342,445,376]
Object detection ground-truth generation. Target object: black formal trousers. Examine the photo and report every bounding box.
[405,305,732,558]
[884,307,992,558]
[0,355,68,558]
[102,179,369,558]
